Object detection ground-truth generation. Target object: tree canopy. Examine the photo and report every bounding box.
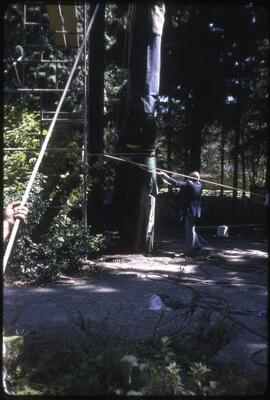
[3,2,269,228]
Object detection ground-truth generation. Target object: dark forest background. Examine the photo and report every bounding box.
[3,3,269,280]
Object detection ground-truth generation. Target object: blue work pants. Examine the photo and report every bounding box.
[184,215,201,253]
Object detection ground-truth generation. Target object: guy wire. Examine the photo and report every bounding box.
[86,152,267,200]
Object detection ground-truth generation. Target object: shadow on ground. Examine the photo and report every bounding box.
[3,233,268,395]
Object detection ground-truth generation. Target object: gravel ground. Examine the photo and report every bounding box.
[3,233,268,394]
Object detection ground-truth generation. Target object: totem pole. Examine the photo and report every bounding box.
[112,3,165,252]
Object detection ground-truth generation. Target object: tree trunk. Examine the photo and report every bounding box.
[220,128,225,197]
[189,96,202,172]
[232,127,240,216]
[112,3,165,252]
[112,156,158,252]
[167,99,172,172]
[87,3,105,233]
[167,96,172,193]
[241,130,246,198]
[265,137,269,189]
[189,124,202,171]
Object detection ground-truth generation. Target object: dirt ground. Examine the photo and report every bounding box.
[3,232,268,394]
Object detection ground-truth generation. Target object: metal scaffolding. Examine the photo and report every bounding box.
[4,2,90,229]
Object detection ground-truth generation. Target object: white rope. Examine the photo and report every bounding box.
[3,4,100,273]
[103,153,266,198]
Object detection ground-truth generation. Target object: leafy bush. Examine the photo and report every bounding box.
[10,236,59,284]
[48,214,106,274]
[7,214,106,284]
[3,334,222,396]
[122,336,220,396]
[3,103,109,283]
[4,172,107,284]
[4,105,44,200]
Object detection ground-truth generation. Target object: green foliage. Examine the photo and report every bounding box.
[49,214,105,273]
[4,3,268,227]
[3,333,221,396]
[8,223,106,284]
[4,105,45,200]
[8,206,106,284]
[11,235,59,284]
[4,102,107,285]
[4,169,106,284]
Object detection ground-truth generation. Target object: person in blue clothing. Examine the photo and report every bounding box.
[160,170,203,256]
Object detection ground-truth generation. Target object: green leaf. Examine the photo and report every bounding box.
[149,367,162,386]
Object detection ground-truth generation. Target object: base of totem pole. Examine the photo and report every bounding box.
[112,155,158,253]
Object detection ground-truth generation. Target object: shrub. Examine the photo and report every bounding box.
[3,334,221,396]
[5,174,107,283]
[7,217,107,284]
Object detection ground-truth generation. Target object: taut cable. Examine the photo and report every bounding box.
[101,153,266,199]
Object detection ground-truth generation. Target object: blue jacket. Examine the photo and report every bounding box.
[166,176,202,218]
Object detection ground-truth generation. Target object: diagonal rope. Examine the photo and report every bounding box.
[102,153,266,199]
[3,4,100,273]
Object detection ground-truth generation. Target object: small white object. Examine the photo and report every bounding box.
[217,225,228,237]
[148,294,164,310]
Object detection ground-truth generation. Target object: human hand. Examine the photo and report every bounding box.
[3,201,28,241]
[3,202,28,242]
[4,201,28,226]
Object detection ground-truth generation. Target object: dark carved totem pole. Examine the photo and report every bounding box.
[112,3,165,252]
